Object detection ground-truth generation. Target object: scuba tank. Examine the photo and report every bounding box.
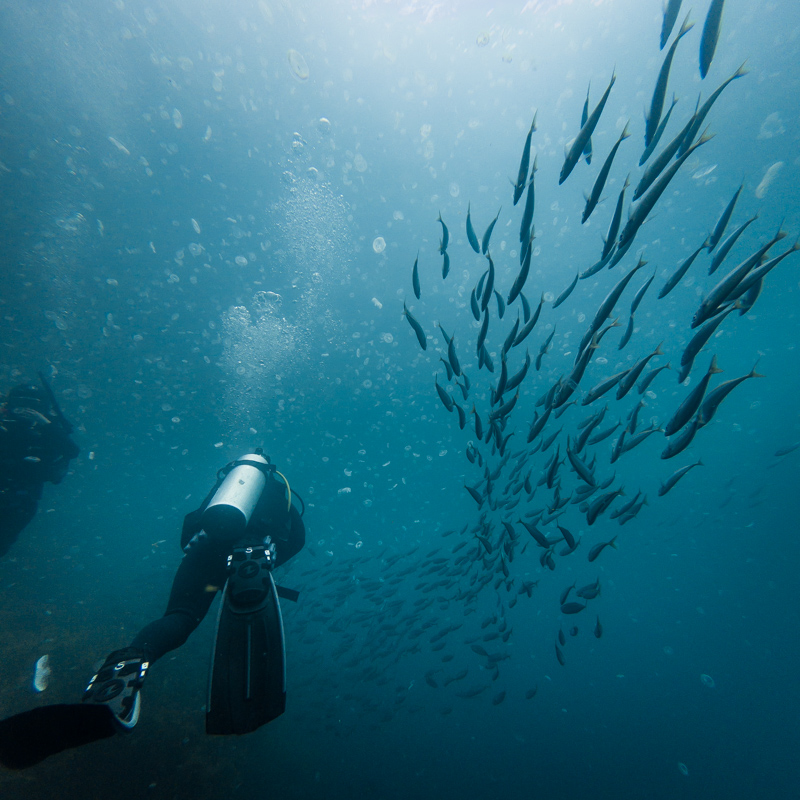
[201,453,271,541]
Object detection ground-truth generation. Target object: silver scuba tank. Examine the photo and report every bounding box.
[201,453,269,540]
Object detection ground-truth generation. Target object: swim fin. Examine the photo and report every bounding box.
[0,703,116,770]
[206,545,286,735]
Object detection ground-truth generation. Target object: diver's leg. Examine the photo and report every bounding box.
[83,541,227,729]
[129,542,228,662]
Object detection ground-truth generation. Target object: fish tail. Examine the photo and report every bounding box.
[734,61,749,78]
[749,361,765,379]
[609,535,618,549]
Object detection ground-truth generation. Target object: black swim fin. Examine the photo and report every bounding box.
[0,703,116,770]
[206,545,286,735]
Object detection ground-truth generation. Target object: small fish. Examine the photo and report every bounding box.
[403,301,427,350]
[581,84,593,164]
[560,71,616,185]
[699,0,726,79]
[645,13,693,148]
[698,363,764,427]
[594,616,603,639]
[411,251,421,299]
[437,211,449,253]
[582,121,631,224]
[658,243,706,299]
[561,602,587,614]
[466,203,481,253]
[555,642,566,666]
[658,459,703,496]
[481,207,502,255]
[660,0,684,49]
[447,337,462,378]
[552,271,579,309]
[525,686,538,700]
[706,183,743,252]
[442,250,451,280]
[514,112,537,205]
[587,536,618,562]
[664,355,722,436]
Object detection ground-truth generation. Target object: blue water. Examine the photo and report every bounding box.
[1,0,799,798]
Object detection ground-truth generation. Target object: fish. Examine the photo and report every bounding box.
[514,112,537,205]
[661,410,704,459]
[661,0,685,46]
[440,357,454,381]
[692,225,785,328]
[775,442,800,457]
[587,488,624,526]
[466,203,481,253]
[709,213,758,274]
[481,208,502,255]
[513,292,545,347]
[555,642,566,666]
[442,250,451,280]
[505,351,531,393]
[587,420,621,446]
[527,406,552,444]
[560,582,576,606]
[594,616,603,638]
[645,13,693,148]
[536,326,556,371]
[698,363,764,427]
[581,84,593,164]
[551,270,580,310]
[519,157,538,245]
[470,286,481,320]
[620,134,713,255]
[477,308,490,354]
[525,686,538,700]
[437,211,449,253]
[580,256,647,352]
[618,314,635,350]
[680,305,738,377]
[706,183,743,252]
[725,240,800,305]
[677,63,748,158]
[639,94,678,167]
[658,459,703,496]
[560,70,616,185]
[602,176,630,261]
[664,355,722,436]
[699,0,726,79]
[561,602,587,614]
[453,401,467,430]
[494,290,506,319]
[492,691,506,706]
[658,243,706,299]
[566,438,596,486]
[638,363,671,394]
[403,301,427,350]
[435,375,454,412]
[587,536,618,562]
[508,230,535,306]
[616,344,663,400]
[411,252,421,299]
[481,254,496,311]
[502,316,521,357]
[558,629,567,646]
[455,685,489,699]
[447,336,462,377]
[582,122,631,224]
[577,579,601,600]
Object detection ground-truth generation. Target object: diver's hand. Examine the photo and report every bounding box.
[183,531,209,553]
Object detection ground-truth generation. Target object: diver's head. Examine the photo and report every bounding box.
[3,382,51,415]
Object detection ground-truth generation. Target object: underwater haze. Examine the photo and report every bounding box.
[1,0,800,798]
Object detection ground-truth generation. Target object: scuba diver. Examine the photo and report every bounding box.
[0,450,305,770]
[0,373,80,558]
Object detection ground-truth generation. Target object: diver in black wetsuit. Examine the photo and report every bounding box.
[0,450,305,769]
[82,450,305,732]
[0,378,80,558]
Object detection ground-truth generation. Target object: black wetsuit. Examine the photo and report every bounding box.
[129,472,305,664]
[0,405,80,557]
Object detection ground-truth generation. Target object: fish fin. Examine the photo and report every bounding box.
[677,12,694,38]
[620,120,631,140]
[609,535,618,548]
[654,342,664,356]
